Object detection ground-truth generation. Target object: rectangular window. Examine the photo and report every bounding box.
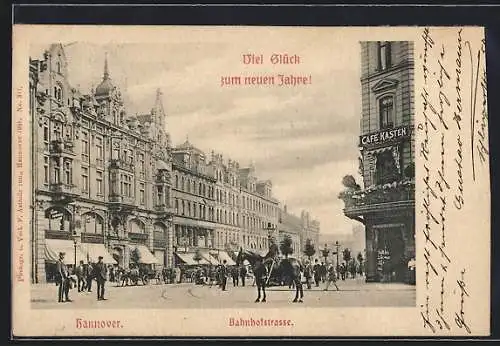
[81,131,89,162]
[96,171,103,195]
[378,41,392,71]
[63,160,72,185]
[43,125,49,151]
[138,153,145,179]
[379,96,395,129]
[82,166,89,192]
[43,156,49,184]
[139,182,145,205]
[95,136,104,166]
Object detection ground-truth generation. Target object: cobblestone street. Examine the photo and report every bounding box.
[31,277,415,309]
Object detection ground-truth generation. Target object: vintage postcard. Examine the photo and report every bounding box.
[12,25,490,337]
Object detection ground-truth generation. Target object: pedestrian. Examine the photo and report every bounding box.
[231,266,239,287]
[239,265,247,287]
[85,260,94,292]
[55,252,71,302]
[220,260,228,291]
[75,260,85,292]
[324,264,339,291]
[95,256,107,300]
[304,261,313,289]
[320,262,327,283]
[313,259,321,287]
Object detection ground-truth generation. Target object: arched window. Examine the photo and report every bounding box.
[175,175,179,188]
[379,96,394,129]
[82,212,104,234]
[129,219,145,234]
[44,207,71,231]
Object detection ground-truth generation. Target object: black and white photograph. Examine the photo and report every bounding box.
[12,25,489,337]
[27,38,416,309]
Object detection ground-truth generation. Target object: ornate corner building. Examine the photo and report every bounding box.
[339,41,415,283]
[29,44,175,283]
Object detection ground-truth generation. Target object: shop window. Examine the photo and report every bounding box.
[375,151,400,185]
[378,41,392,71]
[379,96,394,129]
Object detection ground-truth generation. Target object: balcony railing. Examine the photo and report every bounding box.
[49,182,78,196]
[153,238,167,248]
[81,232,105,244]
[49,139,75,156]
[339,180,415,213]
[109,158,134,172]
[154,204,176,214]
[45,229,72,240]
[128,232,149,242]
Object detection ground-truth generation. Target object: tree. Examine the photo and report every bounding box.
[193,249,203,265]
[303,238,316,260]
[404,163,415,179]
[341,175,361,190]
[343,248,352,263]
[357,252,364,265]
[279,235,294,258]
[130,247,140,264]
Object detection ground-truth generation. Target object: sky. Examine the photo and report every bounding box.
[30,30,364,235]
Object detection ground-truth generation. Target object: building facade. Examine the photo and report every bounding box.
[339,41,415,283]
[277,206,301,257]
[29,43,322,283]
[29,44,175,283]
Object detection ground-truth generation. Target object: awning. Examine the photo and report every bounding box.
[217,251,236,265]
[200,251,220,265]
[80,243,117,265]
[130,244,160,264]
[175,252,209,265]
[44,239,86,265]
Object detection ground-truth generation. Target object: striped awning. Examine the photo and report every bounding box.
[217,251,236,265]
[44,239,86,265]
[129,245,160,264]
[80,243,117,264]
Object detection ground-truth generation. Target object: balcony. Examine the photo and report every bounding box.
[153,238,167,248]
[108,194,137,211]
[81,232,105,244]
[45,229,72,240]
[339,180,415,217]
[49,139,75,156]
[49,183,79,200]
[128,232,149,242]
[109,158,135,172]
[154,204,176,215]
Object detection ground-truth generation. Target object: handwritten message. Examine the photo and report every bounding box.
[220,53,312,87]
[417,27,488,335]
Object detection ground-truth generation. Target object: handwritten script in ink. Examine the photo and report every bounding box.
[417,27,488,335]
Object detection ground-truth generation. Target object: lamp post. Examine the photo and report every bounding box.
[335,241,340,268]
[72,233,80,269]
[321,244,330,264]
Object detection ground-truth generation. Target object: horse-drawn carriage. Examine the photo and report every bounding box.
[118,264,162,286]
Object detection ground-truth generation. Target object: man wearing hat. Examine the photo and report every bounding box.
[56,252,71,302]
[94,256,108,300]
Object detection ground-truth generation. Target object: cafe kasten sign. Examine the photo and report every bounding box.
[360,125,411,147]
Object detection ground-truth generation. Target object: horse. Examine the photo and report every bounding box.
[236,249,273,303]
[276,257,304,303]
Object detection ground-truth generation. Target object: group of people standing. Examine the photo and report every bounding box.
[303,259,339,291]
[192,261,250,291]
[55,252,108,303]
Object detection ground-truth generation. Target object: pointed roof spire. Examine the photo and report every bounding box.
[103,52,109,80]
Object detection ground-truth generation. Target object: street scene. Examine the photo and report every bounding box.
[28,37,415,309]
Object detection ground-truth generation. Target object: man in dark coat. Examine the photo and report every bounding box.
[231,266,239,287]
[94,256,107,300]
[84,260,94,292]
[56,252,71,302]
[75,260,85,292]
[313,259,321,287]
[239,265,247,287]
[220,260,228,291]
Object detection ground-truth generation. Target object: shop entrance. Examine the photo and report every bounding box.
[375,226,406,282]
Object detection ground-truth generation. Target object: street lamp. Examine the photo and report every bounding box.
[321,244,330,264]
[72,233,80,269]
[335,241,340,268]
